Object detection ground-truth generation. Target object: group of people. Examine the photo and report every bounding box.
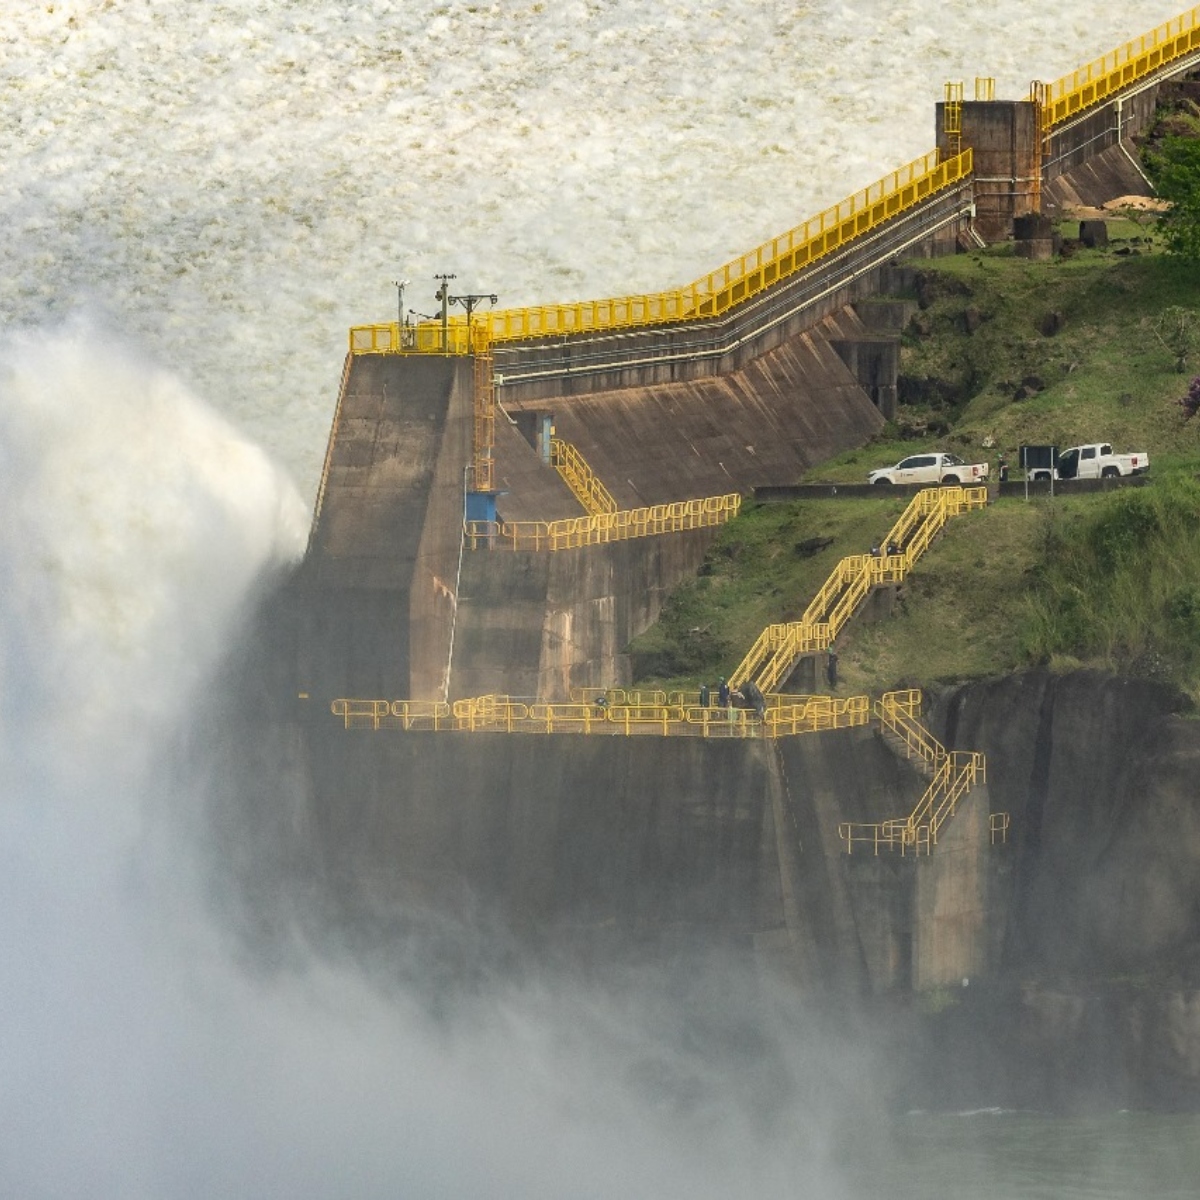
[870,539,903,558]
[698,676,767,719]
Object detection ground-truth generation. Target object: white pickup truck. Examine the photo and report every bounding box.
[867,452,990,487]
[1028,443,1150,482]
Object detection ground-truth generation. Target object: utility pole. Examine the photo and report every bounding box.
[391,279,409,350]
[449,288,499,351]
[434,273,456,352]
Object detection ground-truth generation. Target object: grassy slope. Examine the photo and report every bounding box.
[629,233,1200,700]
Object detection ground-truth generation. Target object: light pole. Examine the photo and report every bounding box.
[391,279,409,350]
[434,273,457,352]
[449,289,499,350]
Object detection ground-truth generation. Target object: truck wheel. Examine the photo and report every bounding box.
[873,478,893,486]
[1101,466,1119,479]
[941,475,960,485]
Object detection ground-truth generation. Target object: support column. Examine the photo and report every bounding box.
[938,101,1041,242]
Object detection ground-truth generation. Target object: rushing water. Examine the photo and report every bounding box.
[0,0,1185,498]
[2,3,1195,1196]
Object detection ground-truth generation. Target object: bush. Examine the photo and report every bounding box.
[1022,479,1200,684]
[1145,135,1200,262]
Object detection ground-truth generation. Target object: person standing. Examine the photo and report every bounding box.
[699,682,711,708]
[826,651,839,689]
[717,677,730,707]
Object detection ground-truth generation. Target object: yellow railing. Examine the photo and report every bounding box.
[550,437,617,515]
[1034,6,1200,130]
[349,149,973,356]
[464,493,741,551]
[729,487,987,691]
[349,320,478,356]
[838,688,990,855]
[333,691,871,738]
[990,811,1011,845]
[331,698,455,730]
[874,688,947,771]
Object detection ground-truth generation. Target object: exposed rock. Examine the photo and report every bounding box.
[794,535,835,557]
[1014,374,1046,400]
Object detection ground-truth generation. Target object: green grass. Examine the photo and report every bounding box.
[807,243,1200,486]
[630,238,1200,701]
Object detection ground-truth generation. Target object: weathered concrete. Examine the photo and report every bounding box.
[914,781,992,990]
[451,528,719,701]
[931,671,1200,980]
[296,354,472,700]
[938,100,1042,242]
[1044,141,1154,215]
[503,310,887,509]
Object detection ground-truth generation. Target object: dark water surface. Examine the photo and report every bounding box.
[847,1111,1200,1199]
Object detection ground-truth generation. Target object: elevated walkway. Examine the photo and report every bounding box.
[332,689,869,739]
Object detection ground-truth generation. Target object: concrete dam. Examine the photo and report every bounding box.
[235,13,1200,1110]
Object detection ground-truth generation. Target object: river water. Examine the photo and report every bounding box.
[2,3,1195,1196]
[858,1111,1200,1199]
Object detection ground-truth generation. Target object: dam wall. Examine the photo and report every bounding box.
[490,185,972,404]
[451,528,718,701]
[503,308,888,511]
[294,715,928,982]
[295,354,473,700]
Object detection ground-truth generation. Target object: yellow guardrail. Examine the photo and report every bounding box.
[874,688,947,771]
[349,320,478,356]
[990,811,1011,845]
[349,149,973,356]
[333,692,870,738]
[464,493,741,551]
[838,690,989,856]
[1035,6,1200,130]
[729,487,987,691]
[330,698,455,730]
[550,438,617,515]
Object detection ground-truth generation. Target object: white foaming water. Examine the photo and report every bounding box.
[0,4,1191,1194]
[0,0,1182,496]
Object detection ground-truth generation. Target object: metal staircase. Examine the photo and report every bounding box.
[730,486,987,692]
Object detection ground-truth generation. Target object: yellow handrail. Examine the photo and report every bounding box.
[333,692,872,739]
[874,689,947,770]
[464,493,741,552]
[729,487,987,690]
[331,698,454,730]
[1034,6,1200,130]
[550,437,617,515]
[838,692,988,855]
[349,149,973,355]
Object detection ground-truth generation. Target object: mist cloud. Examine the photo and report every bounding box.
[0,324,872,1198]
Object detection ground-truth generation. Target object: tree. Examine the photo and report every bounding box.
[1152,305,1200,372]
[1146,135,1200,261]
